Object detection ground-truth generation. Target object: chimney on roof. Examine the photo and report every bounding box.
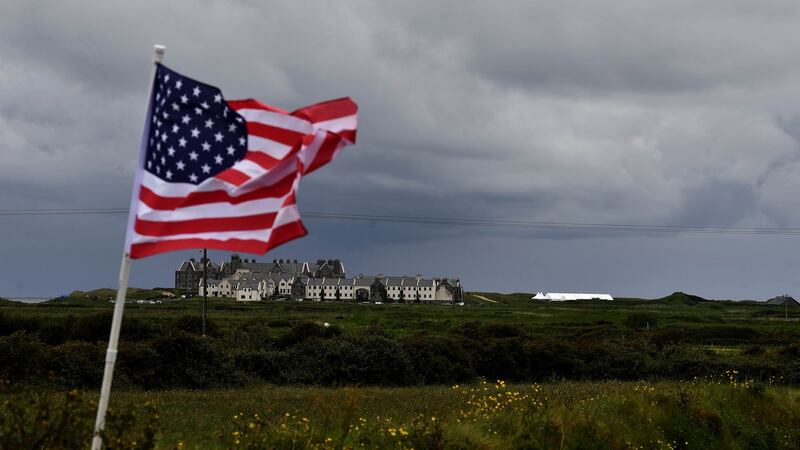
[294,259,298,263]
[190,257,195,262]
[279,259,284,263]
[272,259,277,263]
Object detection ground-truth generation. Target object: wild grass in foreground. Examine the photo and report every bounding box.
[3,377,799,449]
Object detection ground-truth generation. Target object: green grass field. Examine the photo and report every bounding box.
[4,380,799,449]
[2,291,800,448]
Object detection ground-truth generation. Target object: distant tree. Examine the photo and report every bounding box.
[378,286,389,303]
[334,288,341,302]
[320,288,327,302]
[398,289,406,304]
[414,289,421,304]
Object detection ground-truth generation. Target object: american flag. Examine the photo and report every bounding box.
[124,63,357,259]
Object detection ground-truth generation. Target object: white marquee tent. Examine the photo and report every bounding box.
[532,292,614,301]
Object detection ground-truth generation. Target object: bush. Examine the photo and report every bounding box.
[122,333,240,389]
[48,341,104,388]
[624,313,659,330]
[402,335,475,384]
[168,315,220,337]
[279,335,413,385]
[224,319,274,350]
[275,322,342,349]
[0,331,49,383]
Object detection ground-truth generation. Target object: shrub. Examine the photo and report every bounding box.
[624,313,659,330]
[168,315,220,337]
[275,322,342,349]
[136,333,241,389]
[402,335,475,384]
[0,331,49,383]
[225,319,274,350]
[279,335,413,385]
[48,341,104,388]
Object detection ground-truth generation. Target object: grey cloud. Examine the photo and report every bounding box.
[2,1,800,298]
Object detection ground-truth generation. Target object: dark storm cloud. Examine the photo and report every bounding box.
[2,0,800,299]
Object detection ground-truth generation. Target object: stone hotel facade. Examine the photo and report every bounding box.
[176,254,462,303]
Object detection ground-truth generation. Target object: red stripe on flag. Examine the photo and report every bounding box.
[291,97,358,123]
[266,220,308,250]
[227,99,288,114]
[214,168,251,186]
[247,121,305,147]
[134,212,277,237]
[243,151,282,170]
[304,133,342,175]
[139,174,295,210]
[338,129,357,143]
[130,238,270,259]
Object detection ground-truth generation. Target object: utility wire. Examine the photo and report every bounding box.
[1,207,799,236]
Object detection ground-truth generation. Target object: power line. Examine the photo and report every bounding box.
[1,207,799,236]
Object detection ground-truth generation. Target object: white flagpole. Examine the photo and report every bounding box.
[91,44,165,450]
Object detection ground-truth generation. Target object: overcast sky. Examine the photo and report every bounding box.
[3,1,800,299]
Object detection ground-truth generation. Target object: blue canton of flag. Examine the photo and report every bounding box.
[146,64,247,185]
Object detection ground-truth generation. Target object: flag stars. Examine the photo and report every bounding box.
[147,67,252,184]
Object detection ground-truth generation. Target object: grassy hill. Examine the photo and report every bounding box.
[0,297,22,307]
[653,291,707,306]
[61,287,175,301]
